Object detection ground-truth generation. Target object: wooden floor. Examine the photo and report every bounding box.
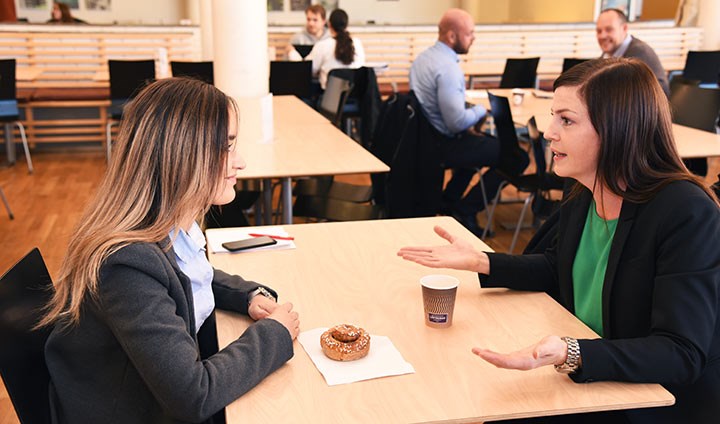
[1,150,718,423]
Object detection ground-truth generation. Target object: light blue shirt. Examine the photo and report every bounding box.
[409,41,486,137]
[171,222,214,334]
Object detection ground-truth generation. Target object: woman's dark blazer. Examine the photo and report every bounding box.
[481,181,720,424]
[45,240,294,424]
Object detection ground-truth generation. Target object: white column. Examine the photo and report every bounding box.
[200,0,214,61]
[211,0,269,98]
[698,0,720,50]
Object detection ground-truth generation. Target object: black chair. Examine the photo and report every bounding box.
[670,82,720,176]
[669,74,701,95]
[484,94,563,253]
[0,59,33,173]
[106,59,156,162]
[293,196,382,222]
[170,61,214,85]
[0,248,54,424]
[318,74,353,127]
[0,185,13,219]
[269,61,312,99]
[499,57,540,89]
[561,58,591,74]
[682,50,720,85]
[370,91,444,218]
[327,67,382,147]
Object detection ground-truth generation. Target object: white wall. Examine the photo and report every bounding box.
[15,0,188,25]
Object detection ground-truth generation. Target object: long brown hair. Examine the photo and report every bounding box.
[329,9,354,65]
[39,78,238,328]
[554,57,719,205]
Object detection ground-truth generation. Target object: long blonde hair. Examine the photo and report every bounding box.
[40,77,238,327]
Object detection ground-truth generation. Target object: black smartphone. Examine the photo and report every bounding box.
[222,236,277,252]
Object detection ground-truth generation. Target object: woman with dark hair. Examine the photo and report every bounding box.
[47,2,86,24]
[308,8,365,89]
[399,58,720,423]
[41,78,300,423]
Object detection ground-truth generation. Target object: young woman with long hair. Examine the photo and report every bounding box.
[42,77,300,424]
[308,8,365,89]
[398,58,720,423]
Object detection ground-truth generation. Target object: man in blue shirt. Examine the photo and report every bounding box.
[410,8,526,237]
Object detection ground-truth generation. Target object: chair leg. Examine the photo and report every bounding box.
[477,169,491,224]
[482,181,508,239]
[509,193,534,254]
[106,121,116,163]
[0,187,13,220]
[15,122,33,174]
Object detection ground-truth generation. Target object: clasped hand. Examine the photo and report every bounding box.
[249,296,300,340]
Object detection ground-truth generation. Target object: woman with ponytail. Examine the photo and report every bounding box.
[309,8,365,89]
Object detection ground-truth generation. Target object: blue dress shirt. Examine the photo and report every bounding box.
[171,222,214,333]
[409,41,486,137]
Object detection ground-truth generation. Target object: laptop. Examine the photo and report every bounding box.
[292,44,314,60]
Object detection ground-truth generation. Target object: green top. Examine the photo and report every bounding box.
[572,200,618,336]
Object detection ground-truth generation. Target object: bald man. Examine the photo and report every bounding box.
[596,8,669,96]
[410,8,527,237]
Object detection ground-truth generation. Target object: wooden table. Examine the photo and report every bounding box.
[236,95,389,224]
[468,89,720,159]
[210,216,674,423]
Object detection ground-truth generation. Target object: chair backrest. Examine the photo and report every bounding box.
[682,50,720,85]
[269,61,312,98]
[488,92,527,177]
[108,59,156,101]
[670,83,720,133]
[499,57,540,89]
[0,248,54,424]
[526,116,548,178]
[669,74,701,95]
[319,75,353,127]
[170,61,214,85]
[0,59,17,101]
[561,58,590,74]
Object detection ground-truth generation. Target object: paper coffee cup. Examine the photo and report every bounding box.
[420,274,459,328]
[512,88,525,106]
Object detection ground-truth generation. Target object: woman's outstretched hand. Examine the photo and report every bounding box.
[472,335,568,370]
[397,225,490,274]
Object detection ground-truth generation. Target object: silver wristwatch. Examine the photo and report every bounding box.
[248,286,276,305]
[554,337,581,374]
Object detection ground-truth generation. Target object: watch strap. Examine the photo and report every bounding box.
[554,337,581,374]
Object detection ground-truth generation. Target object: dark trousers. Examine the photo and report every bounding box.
[437,131,503,216]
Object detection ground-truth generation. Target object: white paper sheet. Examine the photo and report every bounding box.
[205,226,296,253]
[298,327,415,386]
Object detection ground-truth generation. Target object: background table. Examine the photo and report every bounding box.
[235,95,388,223]
[210,216,673,423]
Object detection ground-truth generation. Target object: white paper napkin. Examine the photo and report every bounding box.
[298,327,415,386]
[205,226,296,253]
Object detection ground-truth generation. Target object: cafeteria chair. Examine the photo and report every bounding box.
[269,61,312,99]
[0,248,54,424]
[0,59,33,174]
[483,94,563,253]
[670,82,720,176]
[327,67,382,147]
[499,57,540,89]
[170,60,214,85]
[561,57,591,74]
[0,185,13,219]
[682,50,720,86]
[106,59,156,162]
[318,74,353,127]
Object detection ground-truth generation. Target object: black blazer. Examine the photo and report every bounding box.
[482,181,720,424]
